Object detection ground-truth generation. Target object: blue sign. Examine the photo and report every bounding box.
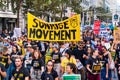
[114,14,118,20]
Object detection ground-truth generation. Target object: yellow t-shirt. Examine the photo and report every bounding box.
[45,48,53,64]
[61,57,76,72]
[16,40,23,47]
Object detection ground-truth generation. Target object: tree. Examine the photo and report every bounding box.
[22,0,82,21]
[48,0,82,21]
[95,7,112,21]
[11,0,22,28]
[0,1,4,8]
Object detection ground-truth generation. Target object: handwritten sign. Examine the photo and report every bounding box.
[114,30,120,43]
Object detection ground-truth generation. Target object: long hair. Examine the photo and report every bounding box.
[12,45,19,52]
[65,49,72,60]
[67,63,78,74]
[87,47,93,56]
[102,46,107,51]
[32,50,42,59]
[45,60,54,73]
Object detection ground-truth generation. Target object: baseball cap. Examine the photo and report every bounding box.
[52,44,59,49]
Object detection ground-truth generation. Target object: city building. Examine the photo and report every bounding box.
[94,0,104,7]
[104,0,110,11]
[0,0,17,31]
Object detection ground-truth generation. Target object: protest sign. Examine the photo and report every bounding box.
[99,28,109,38]
[63,74,81,80]
[104,43,111,50]
[114,30,120,43]
[13,28,22,38]
[92,65,101,73]
[94,20,101,34]
[27,12,80,41]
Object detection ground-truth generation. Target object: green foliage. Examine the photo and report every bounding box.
[95,7,112,21]
[95,7,106,13]
[11,0,21,13]
[22,0,82,21]
[0,1,5,8]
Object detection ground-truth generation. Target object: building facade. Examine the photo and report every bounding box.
[111,0,120,26]
[95,0,104,7]
[0,0,17,31]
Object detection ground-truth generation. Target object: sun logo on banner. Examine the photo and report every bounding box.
[70,16,78,28]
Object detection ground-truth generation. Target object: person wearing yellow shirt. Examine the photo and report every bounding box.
[16,37,23,47]
[61,49,76,75]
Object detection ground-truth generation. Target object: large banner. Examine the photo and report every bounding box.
[63,74,81,80]
[28,13,80,41]
[114,30,120,43]
[94,20,101,34]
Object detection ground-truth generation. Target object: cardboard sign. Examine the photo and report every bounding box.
[114,30,120,43]
[28,13,81,41]
[92,65,101,73]
[63,74,81,80]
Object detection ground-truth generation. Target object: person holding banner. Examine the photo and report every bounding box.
[64,63,78,75]
[62,63,79,80]
[86,49,101,80]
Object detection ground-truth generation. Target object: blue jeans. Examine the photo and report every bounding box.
[4,67,10,80]
[101,67,110,80]
[9,63,15,80]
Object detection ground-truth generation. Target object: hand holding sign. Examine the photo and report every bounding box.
[114,30,120,43]
[92,65,101,74]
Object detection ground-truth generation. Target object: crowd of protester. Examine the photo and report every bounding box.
[0,28,120,80]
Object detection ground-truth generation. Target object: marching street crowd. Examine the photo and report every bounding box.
[0,28,120,80]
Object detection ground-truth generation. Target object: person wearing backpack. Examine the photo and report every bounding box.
[41,60,58,80]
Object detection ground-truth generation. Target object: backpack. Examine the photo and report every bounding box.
[44,72,54,80]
